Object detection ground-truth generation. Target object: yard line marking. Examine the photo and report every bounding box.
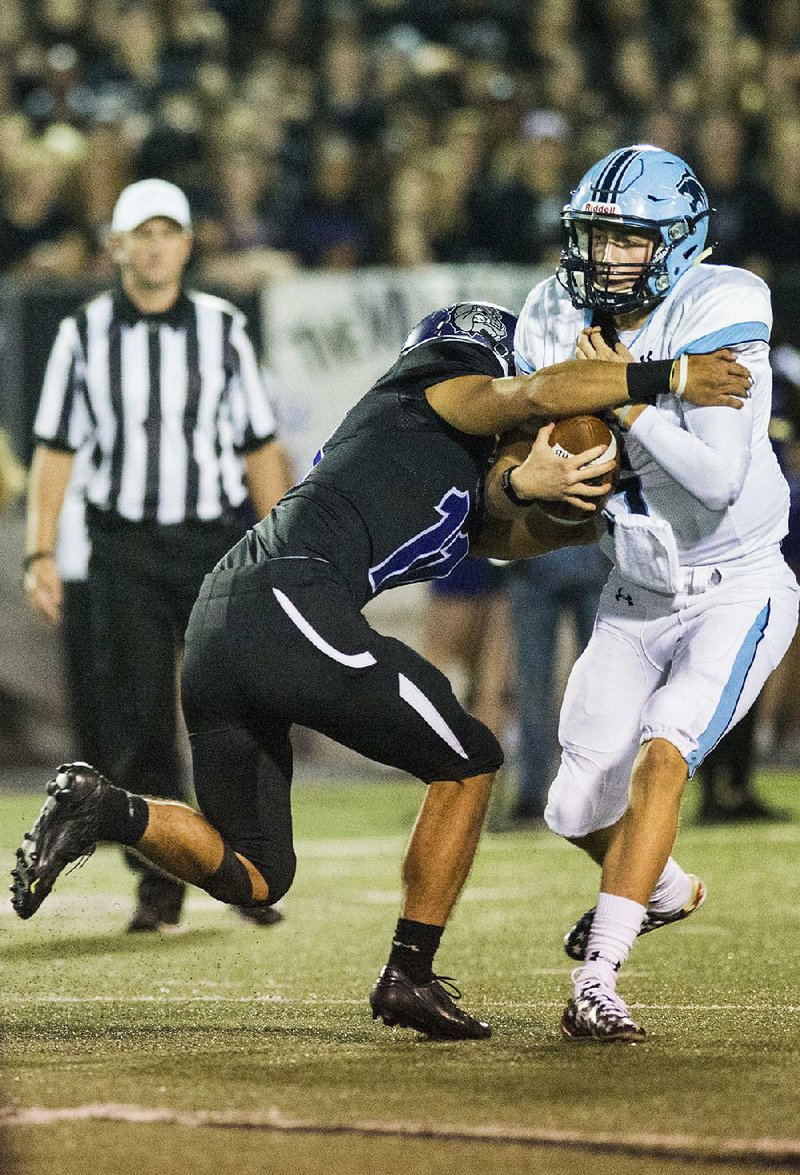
[2,1103,800,1167]
[3,994,800,1013]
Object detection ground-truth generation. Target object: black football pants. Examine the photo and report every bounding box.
[182,557,504,904]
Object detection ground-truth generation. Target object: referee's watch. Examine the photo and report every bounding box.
[500,466,537,507]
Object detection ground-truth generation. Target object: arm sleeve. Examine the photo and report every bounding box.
[628,340,767,510]
[226,313,278,454]
[33,317,91,453]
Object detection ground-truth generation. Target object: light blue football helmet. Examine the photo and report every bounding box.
[401,303,517,375]
[559,144,711,315]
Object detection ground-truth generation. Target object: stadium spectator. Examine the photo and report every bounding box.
[22,177,289,932]
[0,140,89,276]
[288,132,375,269]
[0,0,798,295]
[471,108,569,266]
[692,114,774,274]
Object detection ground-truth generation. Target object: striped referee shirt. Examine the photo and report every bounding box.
[34,287,277,524]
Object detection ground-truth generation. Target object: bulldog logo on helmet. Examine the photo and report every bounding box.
[452,304,507,341]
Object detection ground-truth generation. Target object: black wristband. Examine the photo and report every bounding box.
[500,466,536,507]
[22,551,54,572]
[626,360,673,404]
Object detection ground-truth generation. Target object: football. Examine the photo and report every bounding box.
[538,414,620,525]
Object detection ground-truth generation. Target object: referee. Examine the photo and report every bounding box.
[24,178,289,932]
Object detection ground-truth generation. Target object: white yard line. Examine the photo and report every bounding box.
[1,1103,799,1166]
[3,993,800,1013]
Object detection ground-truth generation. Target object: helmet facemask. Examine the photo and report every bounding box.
[559,215,673,316]
[559,209,710,316]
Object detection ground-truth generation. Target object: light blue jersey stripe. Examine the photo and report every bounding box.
[514,351,535,374]
[675,321,769,356]
[686,601,771,776]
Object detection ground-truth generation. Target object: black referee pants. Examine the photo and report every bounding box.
[87,508,247,804]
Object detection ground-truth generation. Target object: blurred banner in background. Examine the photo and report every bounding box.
[263,263,542,474]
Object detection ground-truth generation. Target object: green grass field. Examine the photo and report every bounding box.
[2,770,800,1175]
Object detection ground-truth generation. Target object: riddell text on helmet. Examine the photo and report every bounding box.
[581,201,621,215]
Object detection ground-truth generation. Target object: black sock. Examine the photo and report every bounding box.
[96,785,150,846]
[387,918,443,984]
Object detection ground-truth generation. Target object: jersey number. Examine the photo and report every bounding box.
[369,488,471,594]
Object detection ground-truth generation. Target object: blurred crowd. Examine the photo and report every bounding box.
[1,0,800,293]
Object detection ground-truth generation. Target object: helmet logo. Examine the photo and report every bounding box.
[582,201,621,215]
[452,304,507,341]
[676,170,706,214]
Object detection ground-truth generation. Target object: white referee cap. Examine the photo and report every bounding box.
[111,179,192,233]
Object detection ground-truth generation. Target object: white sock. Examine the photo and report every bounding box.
[574,892,646,995]
[647,857,693,915]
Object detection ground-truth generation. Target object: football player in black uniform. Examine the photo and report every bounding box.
[11,303,750,1040]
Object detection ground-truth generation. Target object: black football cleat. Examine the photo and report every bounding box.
[235,904,284,927]
[369,965,491,1040]
[10,763,108,919]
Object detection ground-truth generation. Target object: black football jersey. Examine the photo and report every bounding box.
[219,339,502,606]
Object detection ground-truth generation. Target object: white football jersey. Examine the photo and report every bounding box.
[514,263,790,567]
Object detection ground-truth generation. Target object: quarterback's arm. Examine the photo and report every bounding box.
[481,426,615,521]
[624,341,765,510]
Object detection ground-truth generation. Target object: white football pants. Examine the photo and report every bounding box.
[545,549,799,838]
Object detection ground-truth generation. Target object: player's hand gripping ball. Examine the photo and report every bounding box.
[539,415,621,525]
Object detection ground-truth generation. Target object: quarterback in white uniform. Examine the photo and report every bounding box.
[515,145,800,1042]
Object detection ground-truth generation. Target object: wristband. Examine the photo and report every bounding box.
[500,466,536,507]
[670,353,689,400]
[23,551,54,572]
[625,360,673,404]
[616,403,638,431]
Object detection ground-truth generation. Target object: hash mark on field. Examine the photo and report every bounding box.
[2,1103,800,1168]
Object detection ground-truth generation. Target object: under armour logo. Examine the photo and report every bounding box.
[615,587,634,606]
[588,950,622,972]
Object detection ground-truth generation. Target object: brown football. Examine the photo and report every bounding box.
[539,415,620,525]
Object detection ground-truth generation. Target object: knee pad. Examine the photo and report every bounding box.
[544,747,631,839]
